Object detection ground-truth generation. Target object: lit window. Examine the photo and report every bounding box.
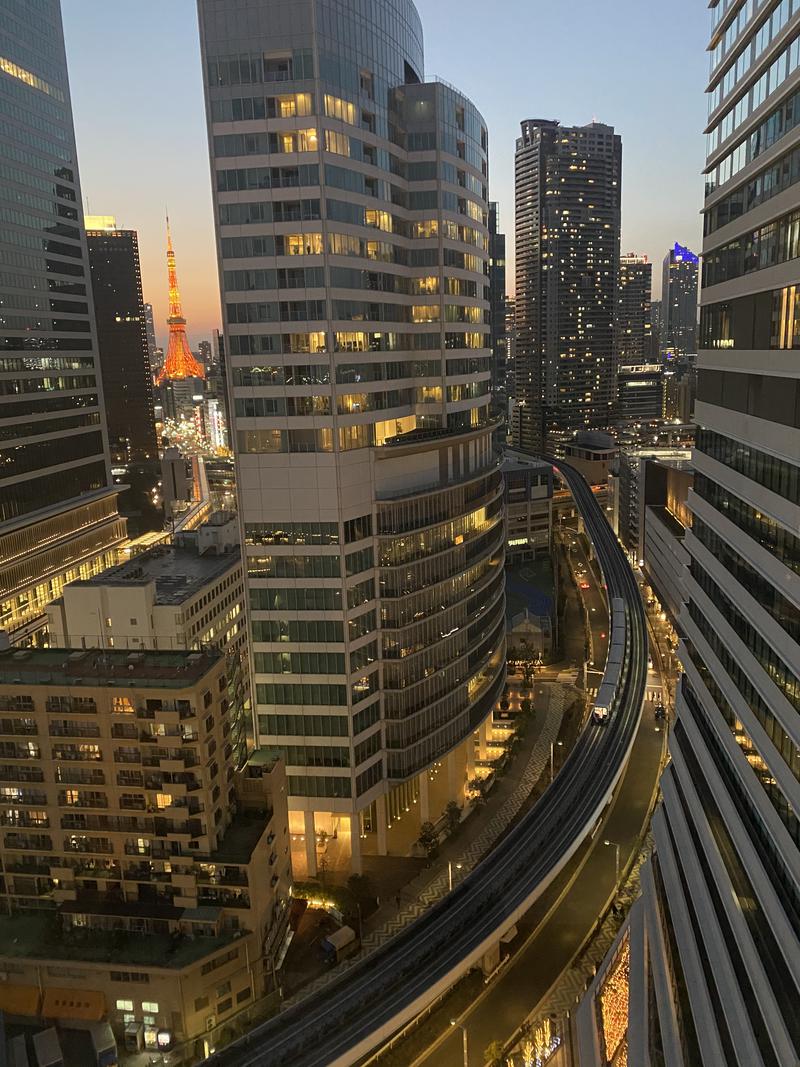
[324,94,356,125]
[116,999,133,1012]
[324,130,351,156]
[142,1001,159,1014]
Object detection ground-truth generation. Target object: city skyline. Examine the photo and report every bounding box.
[61,0,708,347]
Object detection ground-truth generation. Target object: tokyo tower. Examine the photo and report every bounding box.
[156,217,205,383]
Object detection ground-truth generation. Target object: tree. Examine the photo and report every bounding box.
[443,799,461,837]
[521,698,532,717]
[346,873,375,908]
[417,821,439,858]
[484,1040,506,1066]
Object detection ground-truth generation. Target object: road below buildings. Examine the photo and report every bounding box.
[412,700,666,1067]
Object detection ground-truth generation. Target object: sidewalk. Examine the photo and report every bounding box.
[408,701,667,1067]
[282,682,568,1007]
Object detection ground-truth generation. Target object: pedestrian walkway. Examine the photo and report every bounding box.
[408,704,666,1067]
[281,683,567,1008]
[363,684,565,950]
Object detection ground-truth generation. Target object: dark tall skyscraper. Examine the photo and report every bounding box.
[0,0,126,643]
[616,252,652,366]
[144,302,157,362]
[85,217,158,462]
[513,120,622,455]
[661,242,699,356]
[488,202,507,401]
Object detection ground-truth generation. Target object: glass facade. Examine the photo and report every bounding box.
[198,0,503,855]
[646,0,800,1059]
[513,119,622,454]
[0,0,111,518]
[0,0,123,645]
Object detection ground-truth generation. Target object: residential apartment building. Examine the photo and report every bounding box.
[616,252,653,366]
[513,119,622,455]
[0,0,127,646]
[577,1,800,1062]
[0,646,290,1057]
[198,0,505,874]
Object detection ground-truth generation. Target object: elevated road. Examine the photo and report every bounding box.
[208,457,648,1067]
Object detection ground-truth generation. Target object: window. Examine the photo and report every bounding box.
[116,999,133,1012]
[324,130,351,156]
[324,94,356,125]
[141,1001,159,1014]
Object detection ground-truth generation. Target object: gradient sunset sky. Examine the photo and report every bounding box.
[62,0,710,349]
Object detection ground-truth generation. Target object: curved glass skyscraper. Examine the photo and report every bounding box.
[198,0,504,874]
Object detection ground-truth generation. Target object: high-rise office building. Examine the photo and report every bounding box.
[198,0,504,876]
[577,2,800,1061]
[616,362,664,425]
[85,216,158,463]
[144,301,157,362]
[488,202,508,401]
[513,120,622,456]
[649,297,663,360]
[661,242,699,357]
[0,0,126,644]
[616,252,652,366]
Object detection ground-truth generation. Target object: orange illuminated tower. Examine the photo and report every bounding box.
[157,217,205,383]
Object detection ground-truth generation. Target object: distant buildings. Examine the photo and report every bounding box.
[616,362,664,425]
[611,445,692,559]
[144,302,157,364]
[47,512,244,655]
[641,460,693,622]
[489,202,508,403]
[661,242,698,357]
[502,452,553,563]
[514,120,622,455]
[616,253,652,366]
[0,0,126,646]
[85,217,158,463]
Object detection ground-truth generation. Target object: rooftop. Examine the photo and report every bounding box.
[209,810,271,865]
[501,451,553,475]
[505,560,556,622]
[75,539,239,605]
[0,913,238,969]
[0,647,222,690]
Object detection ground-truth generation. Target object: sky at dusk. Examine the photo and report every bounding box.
[62,0,710,349]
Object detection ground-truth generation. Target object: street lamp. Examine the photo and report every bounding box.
[448,860,463,892]
[550,740,563,780]
[604,839,621,884]
[450,1019,469,1067]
